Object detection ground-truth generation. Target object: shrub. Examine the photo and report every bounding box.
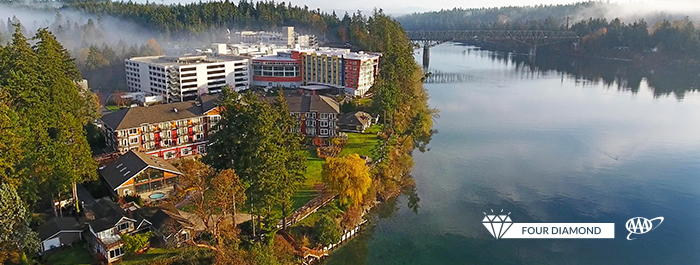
[121,232,153,254]
[314,215,341,246]
[123,194,143,206]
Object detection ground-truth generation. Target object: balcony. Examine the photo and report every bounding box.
[96,233,122,250]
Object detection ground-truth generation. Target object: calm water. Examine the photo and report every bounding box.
[324,43,700,264]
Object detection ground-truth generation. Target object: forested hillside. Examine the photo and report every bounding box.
[397,2,700,62]
[64,1,344,40]
[396,2,596,31]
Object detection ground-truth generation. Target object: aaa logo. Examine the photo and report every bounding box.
[625,217,663,240]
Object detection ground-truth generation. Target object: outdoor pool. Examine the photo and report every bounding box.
[149,192,165,200]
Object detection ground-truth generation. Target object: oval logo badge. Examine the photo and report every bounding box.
[625,217,663,240]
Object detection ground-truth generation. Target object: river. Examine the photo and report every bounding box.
[323,43,700,264]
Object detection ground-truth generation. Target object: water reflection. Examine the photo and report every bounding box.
[325,43,700,265]
[423,43,700,99]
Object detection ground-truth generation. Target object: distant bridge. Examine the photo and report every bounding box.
[409,30,580,66]
[408,30,579,47]
[424,71,479,84]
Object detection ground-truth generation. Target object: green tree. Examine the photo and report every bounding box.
[0,94,24,186]
[34,28,98,212]
[248,243,281,265]
[120,232,153,254]
[204,88,306,233]
[0,183,39,263]
[0,25,97,211]
[85,45,109,71]
[314,215,341,246]
[271,92,307,230]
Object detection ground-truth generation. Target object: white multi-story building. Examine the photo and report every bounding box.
[212,43,289,57]
[230,26,295,47]
[125,55,251,102]
[227,26,317,48]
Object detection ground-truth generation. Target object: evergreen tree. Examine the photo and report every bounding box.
[0,183,39,264]
[0,25,97,207]
[0,95,24,186]
[34,28,98,207]
[204,88,306,231]
[271,91,307,230]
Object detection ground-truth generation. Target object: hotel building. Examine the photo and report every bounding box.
[251,48,380,96]
[100,96,221,160]
[125,55,250,102]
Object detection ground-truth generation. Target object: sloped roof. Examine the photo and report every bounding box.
[100,150,182,191]
[76,184,97,210]
[135,207,193,235]
[88,199,133,233]
[339,111,372,127]
[37,217,83,241]
[284,93,339,114]
[315,95,340,114]
[101,96,219,130]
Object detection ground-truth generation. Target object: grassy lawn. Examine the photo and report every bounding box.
[105,105,121,111]
[293,148,324,209]
[270,148,323,216]
[121,248,181,265]
[339,125,383,160]
[44,244,93,265]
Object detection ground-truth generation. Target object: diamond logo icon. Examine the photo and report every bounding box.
[483,209,513,239]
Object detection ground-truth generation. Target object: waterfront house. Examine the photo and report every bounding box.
[338,110,374,133]
[134,207,195,247]
[99,150,182,200]
[84,199,137,263]
[284,92,340,137]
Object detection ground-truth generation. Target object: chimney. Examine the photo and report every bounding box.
[173,108,178,113]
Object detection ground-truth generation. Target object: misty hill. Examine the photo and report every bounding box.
[395,1,700,31]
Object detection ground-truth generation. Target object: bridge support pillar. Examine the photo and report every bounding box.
[529,45,537,58]
[422,45,430,69]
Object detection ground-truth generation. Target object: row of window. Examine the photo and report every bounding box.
[291,112,336,120]
[162,145,206,159]
[109,247,124,259]
[304,128,330,136]
[253,61,299,66]
[306,120,333,127]
[150,87,166,94]
[150,71,165,78]
[148,65,165,71]
[208,69,225,75]
[181,72,197,78]
[206,64,225,69]
[149,76,166,83]
[127,81,141,89]
[150,82,166,89]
